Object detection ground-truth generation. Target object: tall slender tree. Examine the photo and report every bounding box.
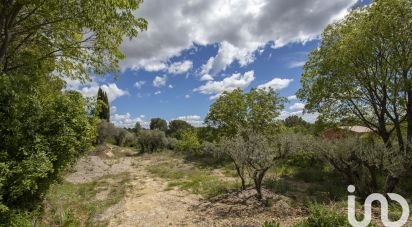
[97,88,110,121]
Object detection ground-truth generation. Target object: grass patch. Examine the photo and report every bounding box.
[40,173,130,226]
[147,157,238,198]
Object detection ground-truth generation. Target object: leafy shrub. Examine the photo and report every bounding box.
[295,204,350,227]
[0,76,96,223]
[137,130,167,153]
[166,137,178,150]
[175,129,201,153]
[96,120,117,145]
[114,128,136,147]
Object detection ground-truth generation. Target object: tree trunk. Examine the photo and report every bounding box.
[233,162,246,190]
[385,175,399,193]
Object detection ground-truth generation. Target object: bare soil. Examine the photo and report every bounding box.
[65,145,306,227]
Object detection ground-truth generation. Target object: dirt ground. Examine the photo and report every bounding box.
[65,145,306,227]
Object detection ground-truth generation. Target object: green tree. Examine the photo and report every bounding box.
[0,75,96,221]
[168,120,193,137]
[133,122,142,134]
[297,0,412,192]
[284,115,310,128]
[97,88,110,121]
[150,118,168,132]
[0,0,147,78]
[206,88,285,137]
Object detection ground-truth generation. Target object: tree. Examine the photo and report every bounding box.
[220,130,295,199]
[284,115,310,128]
[150,118,167,132]
[97,88,110,121]
[297,0,412,192]
[168,120,193,137]
[133,122,142,134]
[0,0,147,78]
[0,75,96,221]
[138,130,168,153]
[206,88,285,138]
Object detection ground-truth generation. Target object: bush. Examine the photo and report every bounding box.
[175,129,201,153]
[96,120,117,145]
[137,130,167,153]
[114,128,136,147]
[0,76,96,223]
[295,204,350,227]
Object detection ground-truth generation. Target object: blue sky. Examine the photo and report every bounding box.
[66,0,370,128]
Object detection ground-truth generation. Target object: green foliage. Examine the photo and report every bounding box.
[0,0,147,78]
[175,129,201,153]
[196,126,219,142]
[205,88,285,138]
[149,118,168,132]
[0,75,96,223]
[97,88,110,121]
[168,120,193,138]
[137,130,168,153]
[297,0,412,193]
[133,122,142,134]
[295,204,350,227]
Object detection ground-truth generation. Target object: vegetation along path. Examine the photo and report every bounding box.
[43,145,306,226]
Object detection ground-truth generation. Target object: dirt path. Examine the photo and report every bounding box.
[106,157,210,226]
[65,146,304,227]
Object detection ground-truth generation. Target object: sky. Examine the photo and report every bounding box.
[66,0,371,128]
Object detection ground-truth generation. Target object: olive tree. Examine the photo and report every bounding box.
[220,131,296,200]
[298,0,412,192]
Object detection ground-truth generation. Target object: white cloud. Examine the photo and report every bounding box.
[168,84,174,88]
[185,94,191,99]
[278,110,319,123]
[201,41,256,76]
[134,80,146,89]
[258,78,293,91]
[289,102,306,111]
[153,75,167,87]
[64,78,128,102]
[173,115,203,127]
[289,61,306,68]
[194,70,255,99]
[120,0,357,74]
[168,60,193,74]
[154,91,162,95]
[287,95,297,100]
[110,106,118,114]
[112,112,149,128]
[200,74,214,81]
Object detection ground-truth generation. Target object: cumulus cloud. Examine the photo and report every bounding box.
[174,115,204,127]
[194,70,255,99]
[153,75,167,87]
[257,78,293,91]
[120,0,357,74]
[134,80,146,89]
[111,112,149,128]
[287,95,297,100]
[289,102,306,111]
[201,41,256,77]
[154,91,162,95]
[168,60,193,74]
[64,78,128,102]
